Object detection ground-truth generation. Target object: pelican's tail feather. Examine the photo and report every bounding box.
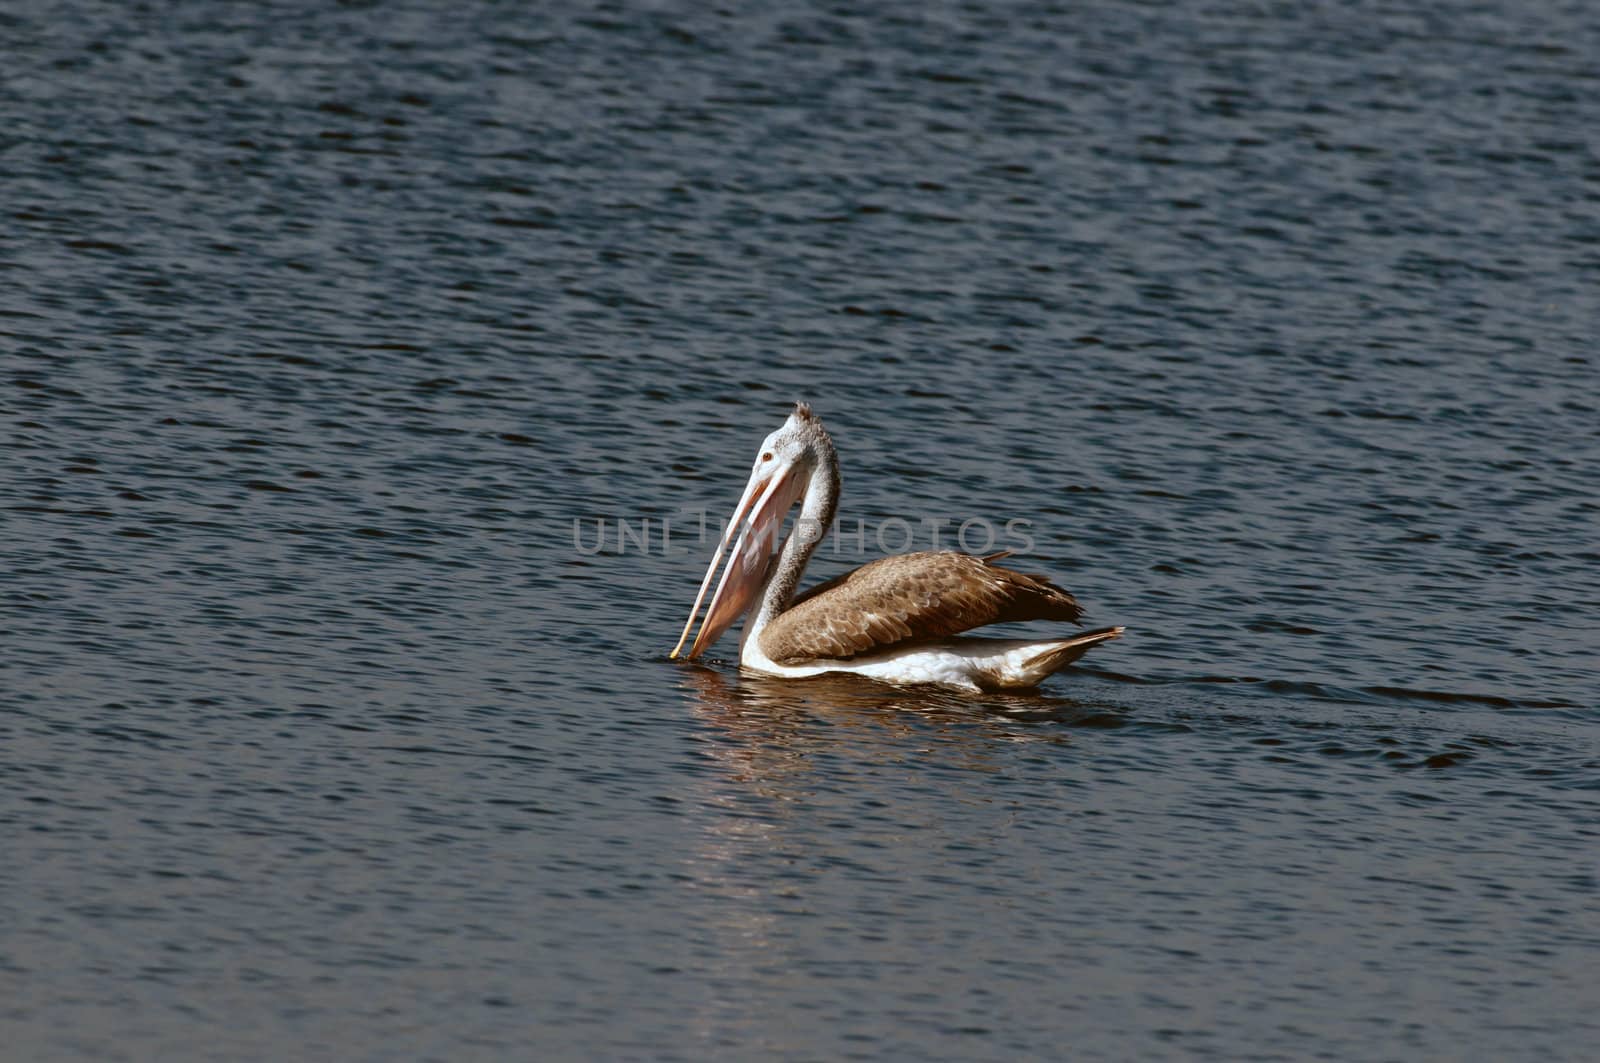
[1001,626,1125,689]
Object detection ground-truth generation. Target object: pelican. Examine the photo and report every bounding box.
[670,403,1123,692]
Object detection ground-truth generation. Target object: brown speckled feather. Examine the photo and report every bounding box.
[759,550,1083,663]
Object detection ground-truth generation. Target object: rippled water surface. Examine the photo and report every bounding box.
[5,1,1599,1059]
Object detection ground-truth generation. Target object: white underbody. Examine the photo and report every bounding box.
[738,629,1107,693]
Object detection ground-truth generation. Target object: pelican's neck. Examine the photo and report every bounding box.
[743,443,839,649]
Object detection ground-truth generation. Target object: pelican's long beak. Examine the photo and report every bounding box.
[670,456,807,659]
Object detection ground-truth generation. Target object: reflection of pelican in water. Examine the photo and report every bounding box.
[677,661,1130,787]
[671,403,1123,692]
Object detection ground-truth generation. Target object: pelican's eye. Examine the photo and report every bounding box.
[761,451,774,463]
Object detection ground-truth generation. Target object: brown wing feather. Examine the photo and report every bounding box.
[760,550,1083,663]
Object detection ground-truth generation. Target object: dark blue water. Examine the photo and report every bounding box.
[5,1,1598,1059]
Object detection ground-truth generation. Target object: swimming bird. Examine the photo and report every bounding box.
[669,403,1123,692]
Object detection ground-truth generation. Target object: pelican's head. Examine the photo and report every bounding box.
[750,401,834,483]
[670,402,834,659]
